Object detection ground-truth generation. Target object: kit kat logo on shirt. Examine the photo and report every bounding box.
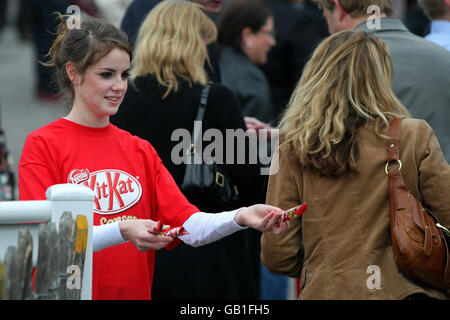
[68,169,90,184]
[68,169,142,215]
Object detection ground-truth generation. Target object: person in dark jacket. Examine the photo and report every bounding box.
[217,0,277,124]
[112,0,266,299]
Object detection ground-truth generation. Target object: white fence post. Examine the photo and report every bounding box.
[45,184,94,300]
[0,183,94,300]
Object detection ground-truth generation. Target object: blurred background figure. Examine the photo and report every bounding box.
[418,0,450,50]
[0,127,15,201]
[92,0,132,28]
[119,0,160,48]
[262,0,329,121]
[0,0,32,41]
[217,0,276,125]
[404,0,431,36]
[29,0,100,102]
[30,0,73,102]
[259,0,304,121]
[0,0,5,35]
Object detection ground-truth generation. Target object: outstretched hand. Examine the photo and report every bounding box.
[234,204,290,234]
[119,219,173,252]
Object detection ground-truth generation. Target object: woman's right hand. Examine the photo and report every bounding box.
[119,219,173,252]
[234,204,290,234]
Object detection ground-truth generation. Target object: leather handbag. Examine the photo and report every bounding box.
[181,85,240,212]
[387,118,450,290]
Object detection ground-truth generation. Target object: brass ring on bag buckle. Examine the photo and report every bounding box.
[215,172,225,187]
[385,159,402,175]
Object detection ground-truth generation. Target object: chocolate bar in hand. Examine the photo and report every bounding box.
[159,226,189,238]
[151,221,190,238]
[278,203,307,223]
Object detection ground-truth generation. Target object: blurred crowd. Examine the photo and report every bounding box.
[0,0,435,112]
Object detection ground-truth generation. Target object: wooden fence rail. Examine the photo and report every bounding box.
[0,211,88,300]
[0,184,94,299]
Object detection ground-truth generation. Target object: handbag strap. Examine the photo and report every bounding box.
[387,118,401,164]
[387,117,426,204]
[194,84,211,122]
[191,84,211,150]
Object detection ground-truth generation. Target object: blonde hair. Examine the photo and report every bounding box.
[131,0,217,98]
[279,30,410,177]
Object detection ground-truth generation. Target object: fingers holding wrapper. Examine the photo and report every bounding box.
[159,226,189,238]
[153,220,162,233]
[150,221,190,238]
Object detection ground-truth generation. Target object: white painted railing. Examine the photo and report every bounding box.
[0,184,94,300]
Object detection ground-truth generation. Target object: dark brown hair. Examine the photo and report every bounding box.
[42,13,132,103]
[216,0,272,50]
[313,0,393,17]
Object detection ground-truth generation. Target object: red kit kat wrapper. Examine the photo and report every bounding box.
[159,226,189,238]
[278,203,307,223]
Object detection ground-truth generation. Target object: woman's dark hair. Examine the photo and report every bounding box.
[42,13,132,103]
[216,0,272,50]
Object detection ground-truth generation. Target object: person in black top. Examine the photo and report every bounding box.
[112,0,266,299]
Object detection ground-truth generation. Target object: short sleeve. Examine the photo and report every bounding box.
[149,145,199,250]
[153,155,199,226]
[18,134,61,200]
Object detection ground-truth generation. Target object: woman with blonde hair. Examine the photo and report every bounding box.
[111,0,267,299]
[261,30,450,299]
[129,0,217,98]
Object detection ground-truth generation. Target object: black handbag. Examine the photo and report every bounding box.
[181,85,240,211]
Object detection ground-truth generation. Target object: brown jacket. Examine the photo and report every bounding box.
[261,118,450,299]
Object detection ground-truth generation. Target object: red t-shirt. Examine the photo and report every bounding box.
[19,118,199,299]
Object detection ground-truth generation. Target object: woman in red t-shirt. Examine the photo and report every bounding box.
[18,10,289,300]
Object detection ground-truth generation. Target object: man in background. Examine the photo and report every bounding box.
[313,0,450,162]
[418,0,450,50]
